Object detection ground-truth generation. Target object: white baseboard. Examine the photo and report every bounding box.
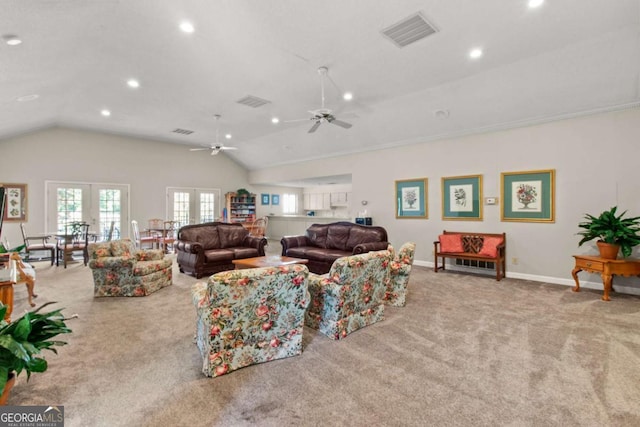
[413,259,640,297]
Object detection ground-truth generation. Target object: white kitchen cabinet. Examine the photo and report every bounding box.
[304,193,331,210]
[330,192,349,207]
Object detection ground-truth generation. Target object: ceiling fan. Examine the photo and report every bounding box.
[189,115,238,156]
[288,66,353,133]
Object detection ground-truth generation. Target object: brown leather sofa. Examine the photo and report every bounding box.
[175,222,267,278]
[281,221,389,274]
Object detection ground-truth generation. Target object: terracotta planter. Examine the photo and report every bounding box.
[597,241,620,260]
[0,372,16,406]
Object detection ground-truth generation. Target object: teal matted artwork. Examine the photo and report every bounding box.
[261,193,270,205]
[501,169,555,223]
[395,178,428,219]
[271,194,280,206]
[442,175,482,221]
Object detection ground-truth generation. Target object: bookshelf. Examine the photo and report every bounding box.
[225,192,256,223]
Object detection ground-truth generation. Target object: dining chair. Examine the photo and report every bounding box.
[148,218,163,231]
[248,217,268,238]
[131,220,157,250]
[20,223,55,265]
[157,220,178,254]
[56,222,90,268]
[104,221,115,242]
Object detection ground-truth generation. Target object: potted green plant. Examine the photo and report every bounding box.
[577,206,640,259]
[0,302,76,405]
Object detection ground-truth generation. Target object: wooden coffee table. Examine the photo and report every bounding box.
[232,256,308,269]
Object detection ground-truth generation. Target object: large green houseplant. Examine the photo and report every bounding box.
[577,206,640,258]
[0,302,76,403]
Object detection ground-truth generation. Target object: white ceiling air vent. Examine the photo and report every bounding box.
[381,12,438,48]
[237,95,271,108]
[172,128,194,135]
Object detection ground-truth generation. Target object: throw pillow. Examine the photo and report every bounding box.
[478,237,503,257]
[439,234,463,253]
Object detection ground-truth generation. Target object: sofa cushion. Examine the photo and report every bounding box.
[218,224,249,248]
[229,247,260,259]
[306,224,328,248]
[204,249,235,263]
[346,226,384,250]
[286,246,312,258]
[196,227,221,250]
[305,248,351,262]
[111,239,134,257]
[326,224,351,251]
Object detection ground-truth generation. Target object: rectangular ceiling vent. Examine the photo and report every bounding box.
[172,128,194,135]
[381,12,438,48]
[237,95,271,108]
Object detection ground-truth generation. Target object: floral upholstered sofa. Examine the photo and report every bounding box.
[305,249,392,340]
[88,239,172,297]
[191,264,309,377]
[383,242,416,307]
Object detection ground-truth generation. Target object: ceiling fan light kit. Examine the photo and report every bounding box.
[189,114,238,156]
[287,66,355,134]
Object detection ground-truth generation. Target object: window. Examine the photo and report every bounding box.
[167,187,221,225]
[282,193,297,214]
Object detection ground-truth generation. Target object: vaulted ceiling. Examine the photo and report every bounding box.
[2,1,639,170]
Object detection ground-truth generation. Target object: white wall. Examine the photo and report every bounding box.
[0,127,256,245]
[250,108,640,293]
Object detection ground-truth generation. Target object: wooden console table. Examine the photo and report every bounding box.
[571,255,640,301]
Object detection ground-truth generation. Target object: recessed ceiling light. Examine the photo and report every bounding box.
[179,21,195,33]
[271,117,280,124]
[434,109,449,118]
[469,48,483,59]
[101,109,111,117]
[127,79,140,88]
[16,94,39,102]
[528,0,544,8]
[3,35,22,46]
[225,134,232,139]
[343,92,353,101]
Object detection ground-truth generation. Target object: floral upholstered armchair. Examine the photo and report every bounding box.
[191,264,309,377]
[383,242,416,307]
[305,249,392,340]
[88,239,172,297]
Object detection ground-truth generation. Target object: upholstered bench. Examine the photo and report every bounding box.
[434,231,506,281]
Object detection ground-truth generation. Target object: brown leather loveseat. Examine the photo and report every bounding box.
[281,221,389,274]
[175,222,267,278]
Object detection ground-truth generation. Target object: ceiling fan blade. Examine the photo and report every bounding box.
[210,149,220,156]
[308,121,321,133]
[220,146,238,150]
[283,118,312,123]
[327,118,352,129]
[189,148,210,151]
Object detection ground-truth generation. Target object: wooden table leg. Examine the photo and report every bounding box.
[571,267,582,292]
[0,283,14,321]
[602,274,613,301]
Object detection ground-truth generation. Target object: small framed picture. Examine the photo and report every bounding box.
[261,193,270,205]
[1,183,28,222]
[271,194,280,206]
[442,175,483,221]
[395,178,428,219]
[501,169,555,222]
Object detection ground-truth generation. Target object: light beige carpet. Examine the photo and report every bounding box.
[7,250,640,427]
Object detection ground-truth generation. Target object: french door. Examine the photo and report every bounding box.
[167,187,221,226]
[46,182,129,240]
